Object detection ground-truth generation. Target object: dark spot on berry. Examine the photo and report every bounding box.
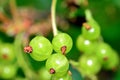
[103,57,108,61]
[50,68,55,74]
[112,67,117,72]
[61,46,67,55]
[24,46,33,53]
[2,54,8,59]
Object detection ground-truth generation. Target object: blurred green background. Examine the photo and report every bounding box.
[0,0,120,80]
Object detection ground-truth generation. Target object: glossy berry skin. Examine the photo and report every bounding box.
[0,65,17,79]
[95,43,113,64]
[103,50,119,70]
[29,36,53,61]
[0,43,15,63]
[82,21,100,40]
[38,67,51,80]
[52,72,72,80]
[45,53,69,77]
[76,35,97,54]
[52,33,73,54]
[79,54,101,75]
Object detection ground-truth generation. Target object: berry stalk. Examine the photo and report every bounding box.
[85,9,93,21]
[51,0,58,36]
[14,33,38,79]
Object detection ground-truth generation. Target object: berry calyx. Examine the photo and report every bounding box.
[83,22,91,30]
[103,57,108,61]
[24,46,33,53]
[2,54,8,59]
[61,46,67,55]
[50,68,56,74]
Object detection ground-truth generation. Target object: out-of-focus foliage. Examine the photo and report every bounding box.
[0,0,120,80]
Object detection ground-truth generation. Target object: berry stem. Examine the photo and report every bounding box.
[69,60,79,67]
[14,33,38,80]
[86,75,98,80]
[85,9,93,21]
[51,0,58,36]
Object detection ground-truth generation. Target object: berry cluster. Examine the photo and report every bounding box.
[0,42,18,79]
[24,33,73,80]
[71,9,119,79]
[0,0,119,80]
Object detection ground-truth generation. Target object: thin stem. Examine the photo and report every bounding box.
[85,9,93,21]
[69,60,79,67]
[14,33,38,80]
[86,75,98,80]
[51,0,58,36]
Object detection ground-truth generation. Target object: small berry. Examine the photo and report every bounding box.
[79,54,101,75]
[0,43,15,63]
[82,21,101,40]
[29,36,53,61]
[52,33,73,54]
[46,53,69,77]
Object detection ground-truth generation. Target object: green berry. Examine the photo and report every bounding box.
[15,77,28,80]
[76,35,97,54]
[45,53,69,77]
[0,64,17,79]
[95,42,113,64]
[103,50,119,70]
[79,54,101,75]
[52,33,73,54]
[38,67,52,80]
[29,36,53,61]
[51,72,72,80]
[0,43,15,63]
[82,21,100,40]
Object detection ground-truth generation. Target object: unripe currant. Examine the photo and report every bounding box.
[82,22,100,40]
[51,71,72,80]
[52,33,73,55]
[0,43,15,63]
[24,36,53,61]
[46,53,69,77]
[0,64,18,79]
[76,34,97,54]
[79,54,101,75]
[95,42,113,64]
